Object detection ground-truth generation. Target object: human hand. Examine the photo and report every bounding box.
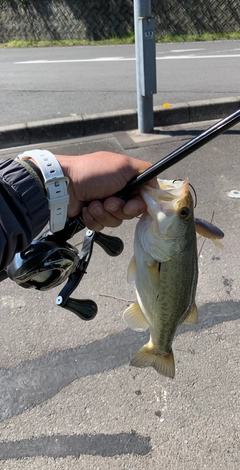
[55,151,154,231]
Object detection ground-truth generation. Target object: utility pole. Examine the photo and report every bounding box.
[134,0,157,133]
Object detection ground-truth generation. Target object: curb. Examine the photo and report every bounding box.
[0,97,240,149]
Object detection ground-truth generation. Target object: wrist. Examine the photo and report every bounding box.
[53,155,84,218]
[15,150,69,232]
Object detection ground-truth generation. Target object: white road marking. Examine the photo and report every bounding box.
[15,53,240,64]
[159,54,240,59]
[15,57,131,64]
[170,48,204,52]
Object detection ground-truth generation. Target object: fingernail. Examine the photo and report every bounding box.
[124,202,142,216]
[123,207,137,216]
[90,204,104,216]
[105,202,120,213]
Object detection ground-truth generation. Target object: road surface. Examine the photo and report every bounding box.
[0,40,240,125]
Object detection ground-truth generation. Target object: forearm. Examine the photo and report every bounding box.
[0,158,49,270]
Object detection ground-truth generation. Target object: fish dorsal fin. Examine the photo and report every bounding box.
[130,342,175,378]
[183,303,198,324]
[127,256,136,284]
[123,302,149,331]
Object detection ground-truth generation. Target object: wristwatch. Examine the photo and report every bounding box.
[16,149,69,233]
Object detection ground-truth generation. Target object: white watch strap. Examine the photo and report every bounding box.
[16,149,69,233]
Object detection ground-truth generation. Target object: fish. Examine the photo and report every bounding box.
[123,178,198,378]
[124,179,224,378]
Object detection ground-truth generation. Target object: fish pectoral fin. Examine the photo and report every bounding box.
[123,302,149,331]
[183,303,198,324]
[130,342,175,378]
[127,256,136,284]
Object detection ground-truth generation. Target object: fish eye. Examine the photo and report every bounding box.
[179,207,190,219]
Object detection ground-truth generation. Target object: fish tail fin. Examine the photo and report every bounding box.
[130,343,175,378]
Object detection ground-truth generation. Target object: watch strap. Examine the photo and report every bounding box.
[16,150,69,233]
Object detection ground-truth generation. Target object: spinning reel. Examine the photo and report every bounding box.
[5,216,124,321]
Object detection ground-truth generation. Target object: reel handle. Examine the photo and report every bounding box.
[56,296,97,321]
[94,232,124,256]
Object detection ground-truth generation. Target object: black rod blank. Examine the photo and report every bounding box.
[116,108,240,199]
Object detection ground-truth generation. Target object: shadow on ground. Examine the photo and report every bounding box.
[0,300,238,422]
[0,432,151,460]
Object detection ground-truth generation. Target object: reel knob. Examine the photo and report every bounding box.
[94,232,124,256]
[56,296,97,321]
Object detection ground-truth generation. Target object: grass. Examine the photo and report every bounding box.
[0,31,135,48]
[156,31,240,42]
[1,31,240,47]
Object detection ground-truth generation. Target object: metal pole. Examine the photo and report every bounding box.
[134,0,157,133]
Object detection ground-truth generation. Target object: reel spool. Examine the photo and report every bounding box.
[7,238,79,290]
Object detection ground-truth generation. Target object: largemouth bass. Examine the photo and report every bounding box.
[123,179,198,378]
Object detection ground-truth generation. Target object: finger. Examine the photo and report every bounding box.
[103,197,125,216]
[122,196,147,217]
[104,195,146,220]
[82,207,105,231]
[86,203,123,228]
[148,177,159,189]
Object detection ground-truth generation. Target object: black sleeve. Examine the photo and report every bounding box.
[0,158,49,269]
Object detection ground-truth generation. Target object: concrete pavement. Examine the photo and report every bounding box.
[0,112,240,468]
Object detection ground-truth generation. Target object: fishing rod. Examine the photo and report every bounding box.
[1,108,240,320]
[115,107,240,199]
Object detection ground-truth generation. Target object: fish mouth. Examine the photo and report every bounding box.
[158,179,187,191]
[157,179,191,213]
[141,179,189,215]
[151,179,188,200]
[139,178,194,253]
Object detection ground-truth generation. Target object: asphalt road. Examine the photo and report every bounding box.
[0,119,239,468]
[1,40,240,126]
